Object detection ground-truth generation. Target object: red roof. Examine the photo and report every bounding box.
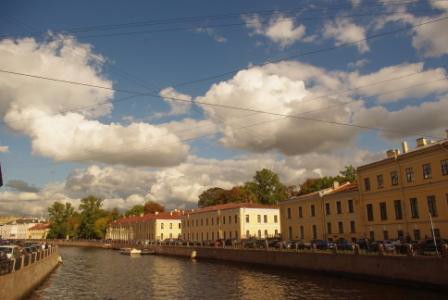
[188,202,278,215]
[327,182,358,195]
[114,211,182,225]
[29,223,50,230]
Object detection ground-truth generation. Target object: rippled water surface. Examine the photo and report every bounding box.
[31,247,445,299]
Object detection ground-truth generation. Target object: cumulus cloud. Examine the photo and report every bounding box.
[323,18,369,53]
[0,145,8,153]
[6,179,40,193]
[242,14,307,47]
[195,61,360,155]
[195,27,227,43]
[347,59,370,69]
[0,151,377,216]
[0,36,189,167]
[348,63,448,103]
[156,87,192,118]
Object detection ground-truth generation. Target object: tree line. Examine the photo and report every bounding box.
[198,166,356,207]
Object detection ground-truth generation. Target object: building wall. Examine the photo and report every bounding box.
[181,207,280,242]
[357,141,448,241]
[106,217,182,241]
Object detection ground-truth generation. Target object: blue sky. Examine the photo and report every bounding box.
[0,0,447,215]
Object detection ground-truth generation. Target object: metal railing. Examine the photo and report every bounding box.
[0,247,57,276]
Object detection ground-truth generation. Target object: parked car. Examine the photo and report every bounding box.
[382,240,396,253]
[311,240,332,250]
[0,245,20,260]
[415,239,448,254]
[335,239,354,251]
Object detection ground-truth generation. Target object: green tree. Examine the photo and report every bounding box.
[47,202,75,239]
[298,177,335,195]
[339,165,357,182]
[78,196,105,239]
[143,201,165,214]
[198,187,228,207]
[227,186,258,203]
[94,215,112,239]
[245,169,287,205]
[125,204,144,216]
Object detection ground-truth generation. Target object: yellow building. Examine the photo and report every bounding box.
[181,203,280,242]
[28,223,50,239]
[106,211,182,242]
[357,137,448,241]
[280,182,353,241]
[322,183,361,242]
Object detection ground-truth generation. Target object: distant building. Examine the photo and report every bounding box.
[106,211,182,242]
[181,203,280,242]
[357,137,448,241]
[0,218,46,240]
[28,223,50,239]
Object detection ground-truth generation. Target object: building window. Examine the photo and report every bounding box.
[364,178,371,191]
[397,230,404,240]
[229,231,232,238]
[223,216,226,225]
[161,233,164,240]
[257,230,261,238]
[312,225,317,239]
[161,223,164,229]
[410,198,419,219]
[405,167,414,183]
[235,231,238,239]
[413,229,421,241]
[427,195,438,217]
[338,222,344,234]
[369,231,375,241]
[300,226,304,239]
[376,175,384,189]
[336,201,342,214]
[264,230,268,237]
[327,222,332,234]
[245,215,249,223]
[178,223,181,229]
[380,202,388,221]
[366,204,374,221]
[325,203,330,215]
[287,208,291,219]
[383,230,389,240]
[348,199,354,213]
[263,215,267,223]
[211,218,214,226]
[274,229,278,236]
[350,221,355,233]
[205,218,208,226]
[298,207,303,218]
[442,160,448,176]
[229,216,232,224]
[223,231,226,239]
[433,229,441,239]
[246,230,249,238]
[274,215,278,223]
[257,215,261,223]
[311,205,316,217]
[235,215,238,224]
[169,223,172,229]
[288,227,292,240]
[394,200,403,220]
[390,171,399,186]
[423,163,432,179]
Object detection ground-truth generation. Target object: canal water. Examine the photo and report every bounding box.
[31,247,445,300]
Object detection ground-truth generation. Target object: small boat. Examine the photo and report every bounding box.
[119,248,142,255]
[140,249,155,255]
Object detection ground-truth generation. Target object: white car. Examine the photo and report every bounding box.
[0,245,20,260]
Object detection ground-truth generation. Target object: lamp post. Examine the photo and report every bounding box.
[428,212,439,256]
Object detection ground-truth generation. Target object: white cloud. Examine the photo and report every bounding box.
[347,59,370,69]
[195,61,360,155]
[323,18,369,53]
[0,151,377,216]
[351,0,362,7]
[242,14,307,47]
[348,63,448,103]
[156,87,192,118]
[0,145,8,153]
[0,36,189,167]
[195,27,227,43]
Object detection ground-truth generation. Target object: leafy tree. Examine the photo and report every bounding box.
[78,196,105,239]
[198,187,228,207]
[47,202,75,239]
[94,216,112,239]
[298,177,335,195]
[339,165,357,182]
[245,168,287,205]
[227,186,257,203]
[143,201,165,214]
[66,213,81,239]
[125,204,145,216]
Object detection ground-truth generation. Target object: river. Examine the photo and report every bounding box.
[30,247,445,299]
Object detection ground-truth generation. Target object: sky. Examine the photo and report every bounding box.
[0,0,447,216]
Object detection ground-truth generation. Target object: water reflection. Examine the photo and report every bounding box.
[31,247,444,300]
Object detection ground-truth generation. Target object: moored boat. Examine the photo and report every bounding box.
[119,248,142,255]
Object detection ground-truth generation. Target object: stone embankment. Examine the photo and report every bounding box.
[45,240,448,290]
[0,247,60,300]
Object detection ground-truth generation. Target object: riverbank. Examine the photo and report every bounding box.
[0,247,60,300]
[44,240,448,290]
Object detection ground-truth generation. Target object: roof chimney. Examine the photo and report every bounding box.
[416,138,427,147]
[401,141,409,153]
[386,149,395,158]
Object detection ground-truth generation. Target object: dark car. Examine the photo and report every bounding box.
[415,239,447,254]
[336,239,354,251]
[311,240,331,250]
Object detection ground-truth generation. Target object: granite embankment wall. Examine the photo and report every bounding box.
[152,245,448,289]
[0,248,60,300]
